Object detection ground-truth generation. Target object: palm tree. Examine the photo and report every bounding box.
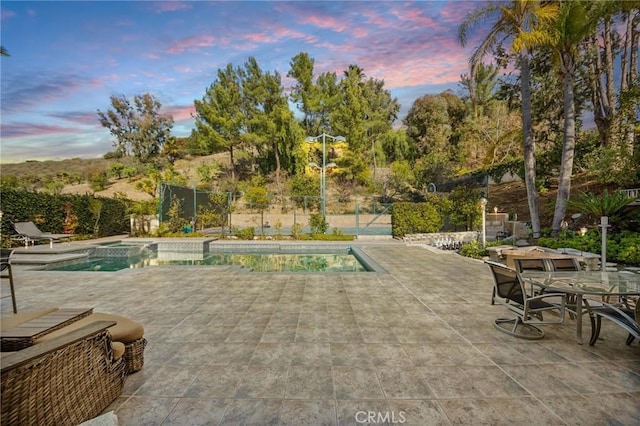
[0,46,9,57]
[459,0,557,238]
[536,1,598,233]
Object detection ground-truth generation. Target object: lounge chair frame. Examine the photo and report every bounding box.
[12,221,73,248]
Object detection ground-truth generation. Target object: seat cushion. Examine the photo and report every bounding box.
[34,313,144,344]
[111,341,125,360]
[1,307,59,331]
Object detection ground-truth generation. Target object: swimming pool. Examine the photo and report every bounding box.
[43,244,382,273]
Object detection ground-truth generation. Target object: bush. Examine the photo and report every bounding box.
[459,240,487,259]
[537,229,640,266]
[309,213,328,234]
[391,202,443,238]
[233,227,255,240]
[290,223,303,240]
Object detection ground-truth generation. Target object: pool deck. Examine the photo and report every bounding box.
[2,241,639,425]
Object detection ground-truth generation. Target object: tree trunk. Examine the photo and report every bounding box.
[624,11,639,154]
[274,138,282,195]
[586,36,609,147]
[552,54,576,234]
[519,54,541,237]
[229,145,235,180]
[604,18,616,118]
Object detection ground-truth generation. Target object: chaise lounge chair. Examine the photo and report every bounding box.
[12,221,73,248]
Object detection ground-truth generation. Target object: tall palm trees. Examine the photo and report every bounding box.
[459,0,556,238]
[538,1,597,233]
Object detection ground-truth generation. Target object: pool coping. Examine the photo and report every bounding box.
[22,240,389,274]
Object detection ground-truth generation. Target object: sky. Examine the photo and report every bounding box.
[0,0,488,164]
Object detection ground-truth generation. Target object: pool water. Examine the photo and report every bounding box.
[158,253,366,272]
[45,252,368,272]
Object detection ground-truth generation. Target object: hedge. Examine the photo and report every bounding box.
[0,189,132,244]
[391,202,443,238]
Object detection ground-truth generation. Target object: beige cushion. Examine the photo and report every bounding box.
[35,313,144,344]
[1,307,59,331]
[111,341,125,360]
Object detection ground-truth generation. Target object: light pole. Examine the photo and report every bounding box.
[480,197,488,248]
[305,133,345,218]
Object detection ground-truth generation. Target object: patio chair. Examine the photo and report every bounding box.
[486,261,566,340]
[548,257,581,271]
[1,321,127,425]
[12,221,73,248]
[588,299,640,346]
[515,257,582,319]
[0,249,17,313]
[513,258,547,274]
[495,258,548,306]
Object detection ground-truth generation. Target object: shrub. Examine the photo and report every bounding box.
[290,223,303,240]
[90,172,109,191]
[233,227,255,240]
[537,229,640,266]
[309,213,328,234]
[391,202,443,238]
[459,240,487,259]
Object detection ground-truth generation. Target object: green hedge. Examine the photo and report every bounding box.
[0,189,131,244]
[537,229,640,266]
[391,202,443,238]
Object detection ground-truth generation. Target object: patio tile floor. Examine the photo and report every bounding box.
[2,244,639,425]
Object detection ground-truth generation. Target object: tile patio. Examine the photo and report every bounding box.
[2,243,639,425]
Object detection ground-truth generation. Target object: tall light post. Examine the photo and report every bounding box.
[480,197,488,248]
[305,133,345,218]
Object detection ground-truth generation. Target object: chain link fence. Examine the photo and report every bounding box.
[158,182,392,236]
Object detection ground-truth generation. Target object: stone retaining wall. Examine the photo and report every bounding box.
[403,231,479,245]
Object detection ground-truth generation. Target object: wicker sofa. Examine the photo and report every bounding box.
[1,321,126,425]
[2,308,147,375]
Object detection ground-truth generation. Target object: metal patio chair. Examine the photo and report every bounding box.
[548,257,581,271]
[486,261,566,340]
[589,299,640,346]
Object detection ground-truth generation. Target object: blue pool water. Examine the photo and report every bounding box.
[45,251,369,272]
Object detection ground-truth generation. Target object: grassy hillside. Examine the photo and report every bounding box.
[1,155,621,227]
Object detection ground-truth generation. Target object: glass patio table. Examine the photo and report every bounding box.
[519,271,640,344]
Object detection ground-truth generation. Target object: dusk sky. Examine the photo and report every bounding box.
[1,1,489,164]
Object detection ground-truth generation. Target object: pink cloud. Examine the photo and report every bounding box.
[298,14,351,33]
[163,104,195,122]
[390,5,440,29]
[360,9,394,28]
[440,2,478,24]
[166,34,218,54]
[1,122,79,139]
[352,27,368,38]
[243,26,318,46]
